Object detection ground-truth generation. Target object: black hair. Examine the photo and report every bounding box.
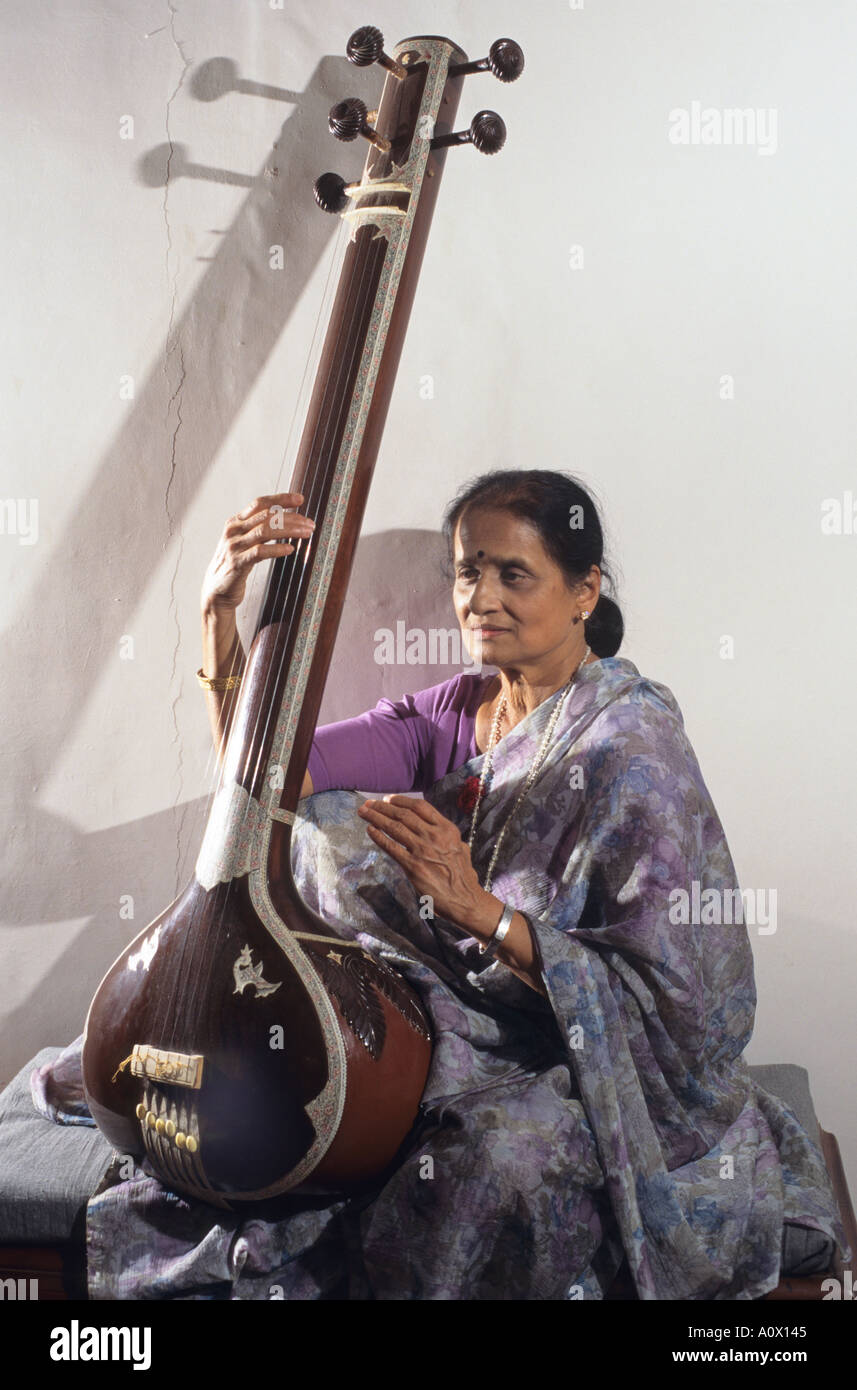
[441,469,624,658]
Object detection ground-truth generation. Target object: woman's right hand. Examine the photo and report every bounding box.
[201,492,316,617]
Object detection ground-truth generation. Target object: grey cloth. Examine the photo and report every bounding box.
[0,1049,837,1278]
[0,1047,113,1243]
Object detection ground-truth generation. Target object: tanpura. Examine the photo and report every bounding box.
[81,25,524,1207]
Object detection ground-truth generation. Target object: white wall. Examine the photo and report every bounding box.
[2,0,855,1203]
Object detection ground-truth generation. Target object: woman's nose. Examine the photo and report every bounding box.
[468,572,501,614]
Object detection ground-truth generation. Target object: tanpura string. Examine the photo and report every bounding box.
[188,213,360,1029]
[235,128,408,841]
[197,219,380,1026]
[194,205,347,820]
[161,205,355,1039]
[239,217,382,806]
[244,232,382,804]
[201,204,348,792]
[190,211,380,1028]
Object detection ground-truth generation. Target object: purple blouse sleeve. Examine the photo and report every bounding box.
[306,673,484,794]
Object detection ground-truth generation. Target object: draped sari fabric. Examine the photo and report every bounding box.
[34,657,849,1298]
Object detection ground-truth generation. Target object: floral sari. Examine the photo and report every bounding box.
[34,657,849,1298]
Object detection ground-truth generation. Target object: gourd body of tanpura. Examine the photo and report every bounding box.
[83,836,432,1201]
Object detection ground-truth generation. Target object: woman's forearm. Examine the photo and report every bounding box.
[199,493,317,784]
[466,891,547,996]
[200,604,314,797]
[200,604,246,764]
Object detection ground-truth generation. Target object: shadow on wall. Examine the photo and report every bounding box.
[1,526,487,1078]
[0,48,454,1075]
[318,528,491,723]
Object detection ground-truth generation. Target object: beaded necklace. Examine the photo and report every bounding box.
[467,647,591,892]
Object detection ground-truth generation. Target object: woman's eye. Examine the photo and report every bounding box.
[455,567,527,582]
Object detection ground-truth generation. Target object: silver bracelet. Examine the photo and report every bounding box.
[479,901,516,957]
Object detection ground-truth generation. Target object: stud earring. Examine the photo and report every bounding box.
[580,609,591,621]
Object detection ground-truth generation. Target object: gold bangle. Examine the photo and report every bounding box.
[196,667,243,692]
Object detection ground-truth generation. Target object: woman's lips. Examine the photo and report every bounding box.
[471,627,509,635]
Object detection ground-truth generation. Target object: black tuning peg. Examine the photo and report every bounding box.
[313,172,350,214]
[430,110,507,155]
[346,25,408,80]
[448,38,524,83]
[328,97,391,153]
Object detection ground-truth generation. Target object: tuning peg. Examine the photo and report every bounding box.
[430,109,507,155]
[313,172,351,214]
[328,97,391,153]
[448,38,524,83]
[346,25,408,80]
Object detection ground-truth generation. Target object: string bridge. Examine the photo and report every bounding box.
[129,1044,205,1090]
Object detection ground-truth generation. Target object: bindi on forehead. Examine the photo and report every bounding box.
[457,550,534,568]
[454,519,542,570]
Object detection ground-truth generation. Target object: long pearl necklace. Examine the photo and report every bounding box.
[467,647,591,893]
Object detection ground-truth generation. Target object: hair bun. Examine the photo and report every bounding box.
[584,594,624,658]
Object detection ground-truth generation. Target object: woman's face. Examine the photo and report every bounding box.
[451,505,600,673]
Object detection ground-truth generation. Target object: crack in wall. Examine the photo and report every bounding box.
[163,1,192,894]
[166,343,187,894]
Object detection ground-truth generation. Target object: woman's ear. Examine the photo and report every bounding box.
[585,565,602,609]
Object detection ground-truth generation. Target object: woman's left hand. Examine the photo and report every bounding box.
[357,795,485,931]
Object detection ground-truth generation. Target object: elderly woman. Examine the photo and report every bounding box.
[200,469,609,996]
[37,469,848,1299]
